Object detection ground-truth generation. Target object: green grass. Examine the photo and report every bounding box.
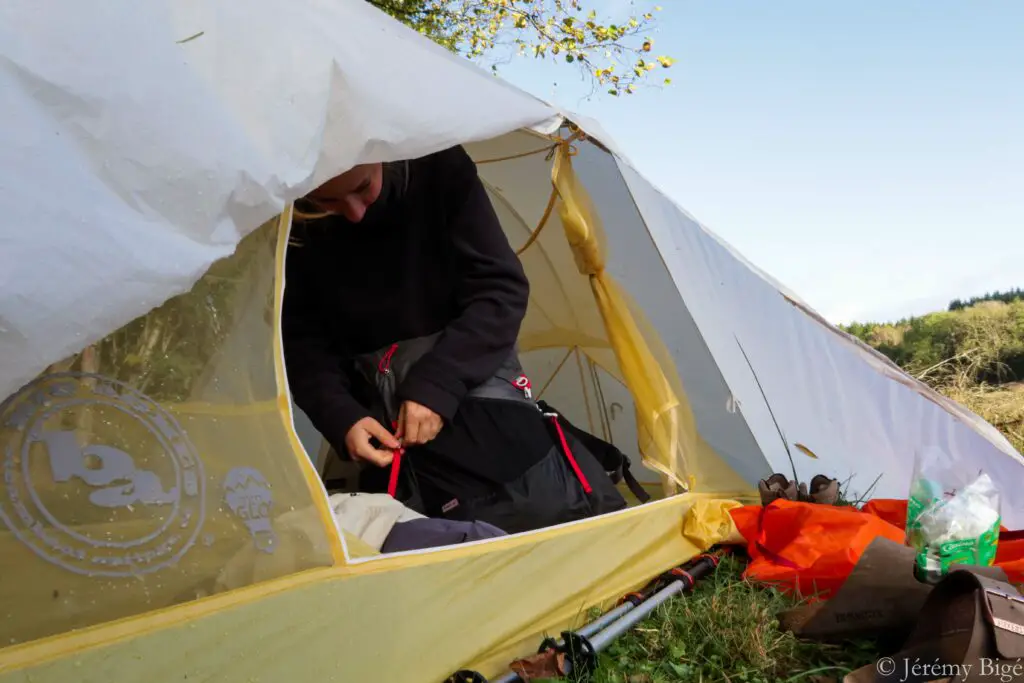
[543,555,879,683]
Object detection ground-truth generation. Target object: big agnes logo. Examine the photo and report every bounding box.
[0,372,205,576]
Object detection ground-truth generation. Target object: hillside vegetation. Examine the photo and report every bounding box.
[840,290,1024,452]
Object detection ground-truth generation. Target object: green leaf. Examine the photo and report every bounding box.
[669,662,691,676]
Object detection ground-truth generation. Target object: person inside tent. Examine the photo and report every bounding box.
[282,144,625,545]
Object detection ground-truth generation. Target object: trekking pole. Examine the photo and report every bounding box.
[464,548,729,683]
[524,570,667,658]
[584,554,720,641]
[546,549,727,681]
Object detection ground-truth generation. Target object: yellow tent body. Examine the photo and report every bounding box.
[0,128,746,683]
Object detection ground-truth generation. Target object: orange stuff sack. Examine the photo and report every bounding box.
[860,499,909,530]
[995,531,1024,585]
[730,500,905,599]
[729,499,1024,599]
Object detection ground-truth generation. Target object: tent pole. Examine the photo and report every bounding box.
[535,346,574,400]
[573,346,598,434]
[587,355,614,444]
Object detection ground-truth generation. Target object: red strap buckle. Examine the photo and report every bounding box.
[512,374,532,399]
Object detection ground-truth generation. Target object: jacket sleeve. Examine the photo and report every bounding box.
[397,146,530,420]
[281,243,371,456]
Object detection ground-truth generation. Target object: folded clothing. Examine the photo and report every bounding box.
[381,517,506,553]
[329,492,426,552]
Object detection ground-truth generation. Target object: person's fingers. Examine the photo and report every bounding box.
[365,418,400,450]
[390,402,445,446]
[417,413,439,443]
[405,410,422,445]
[429,414,442,440]
[352,441,394,467]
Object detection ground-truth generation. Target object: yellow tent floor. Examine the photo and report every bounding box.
[0,495,743,683]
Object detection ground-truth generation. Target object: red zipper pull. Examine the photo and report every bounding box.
[387,419,404,498]
[378,343,399,375]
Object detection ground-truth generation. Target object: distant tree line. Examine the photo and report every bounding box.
[948,288,1024,311]
[840,293,1024,389]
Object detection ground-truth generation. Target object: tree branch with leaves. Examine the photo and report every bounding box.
[367,0,674,96]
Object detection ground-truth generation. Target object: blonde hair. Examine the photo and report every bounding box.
[292,199,332,224]
[289,161,409,246]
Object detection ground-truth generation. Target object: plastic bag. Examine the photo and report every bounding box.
[905,446,1001,583]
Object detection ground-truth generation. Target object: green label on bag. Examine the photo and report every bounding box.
[913,518,1001,577]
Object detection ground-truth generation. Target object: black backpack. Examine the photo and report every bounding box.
[348,334,630,534]
[536,399,651,505]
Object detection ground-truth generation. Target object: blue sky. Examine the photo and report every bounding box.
[493,1,1023,324]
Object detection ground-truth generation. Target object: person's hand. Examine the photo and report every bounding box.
[397,400,443,446]
[344,417,401,467]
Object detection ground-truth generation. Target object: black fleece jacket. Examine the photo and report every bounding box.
[282,145,530,456]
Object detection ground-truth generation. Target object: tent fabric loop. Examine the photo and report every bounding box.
[511,131,586,257]
[514,185,559,256]
[474,129,585,167]
[474,143,556,166]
